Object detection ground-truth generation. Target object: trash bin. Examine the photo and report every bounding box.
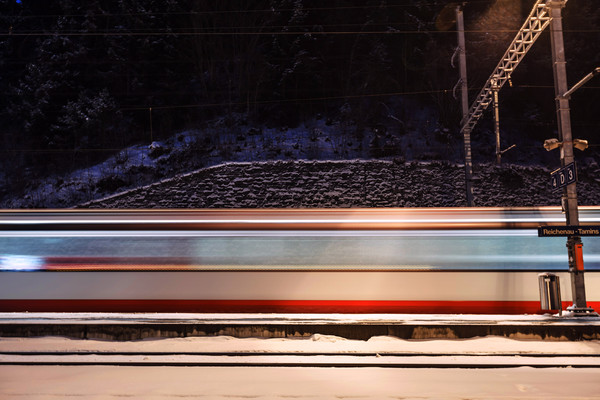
[538,272,562,311]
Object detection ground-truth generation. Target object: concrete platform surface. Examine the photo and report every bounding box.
[1,312,599,340]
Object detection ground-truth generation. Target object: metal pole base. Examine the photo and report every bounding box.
[566,305,600,317]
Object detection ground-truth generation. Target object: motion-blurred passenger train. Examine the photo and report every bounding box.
[1,207,599,314]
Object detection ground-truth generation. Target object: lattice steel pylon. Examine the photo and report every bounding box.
[460,0,552,135]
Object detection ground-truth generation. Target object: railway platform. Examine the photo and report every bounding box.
[1,312,599,341]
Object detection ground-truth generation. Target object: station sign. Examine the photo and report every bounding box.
[538,225,600,237]
[550,162,577,191]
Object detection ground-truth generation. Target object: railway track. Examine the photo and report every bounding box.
[2,351,600,368]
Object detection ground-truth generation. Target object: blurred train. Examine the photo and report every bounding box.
[1,207,599,314]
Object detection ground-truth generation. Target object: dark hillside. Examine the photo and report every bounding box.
[1,1,598,207]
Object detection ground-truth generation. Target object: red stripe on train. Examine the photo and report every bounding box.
[2,300,596,314]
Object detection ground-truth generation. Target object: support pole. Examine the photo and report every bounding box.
[456,5,474,206]
[149,107,154,143]
[547,0,595,315]
[492,80,501,165]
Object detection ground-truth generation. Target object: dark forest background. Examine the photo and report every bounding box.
[1,0,599,201]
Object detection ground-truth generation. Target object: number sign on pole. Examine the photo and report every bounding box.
[550,162,577,191]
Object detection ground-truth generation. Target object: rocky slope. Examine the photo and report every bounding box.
[79,159,600,209]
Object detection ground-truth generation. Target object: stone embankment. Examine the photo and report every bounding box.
[80,159,600,208]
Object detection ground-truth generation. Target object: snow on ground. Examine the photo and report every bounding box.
[2,314,600,398]
[2,365,600,400]
[2,334,599,355]
[1,335,600,399]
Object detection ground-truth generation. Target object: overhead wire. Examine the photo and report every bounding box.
[4,1,496,19]
[119,88,457,111]
[3,28,599,37]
